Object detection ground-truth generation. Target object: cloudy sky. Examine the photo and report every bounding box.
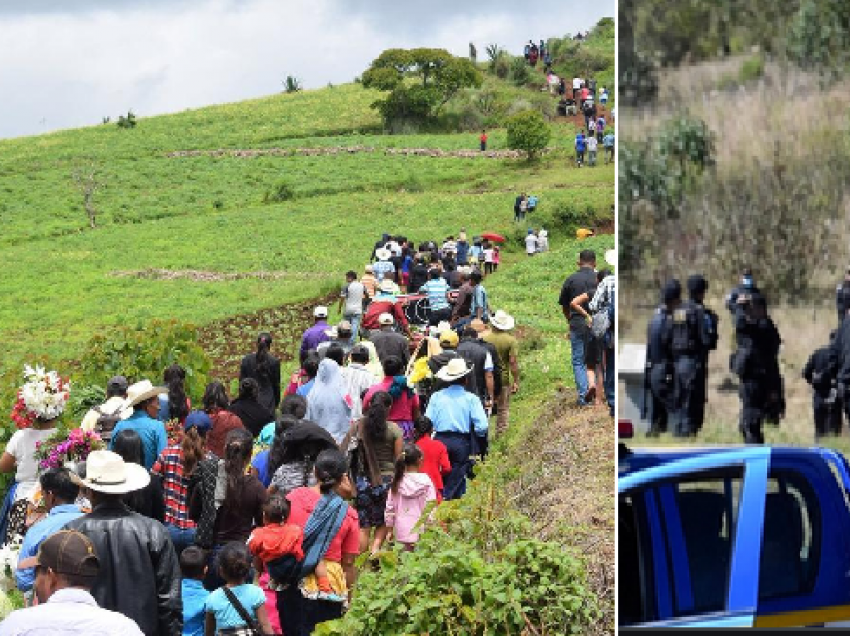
[0,0,614,139]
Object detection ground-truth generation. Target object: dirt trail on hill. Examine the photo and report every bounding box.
[166,146,551,159]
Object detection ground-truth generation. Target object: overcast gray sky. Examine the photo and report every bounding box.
[0,0,613,139]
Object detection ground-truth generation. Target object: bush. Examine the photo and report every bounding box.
[318,513,597,635]
[78,319,211,401]
[506,110,551,161]
[739,53,765,83]
[510,56,531,86]
[116,111,136,129]
[493,53,511,79]
[263,180,295,203]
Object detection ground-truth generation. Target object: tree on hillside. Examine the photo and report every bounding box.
[360,48,482,129]
[506,110,551,161]
[71,161,106,229]
[283,76,302,93]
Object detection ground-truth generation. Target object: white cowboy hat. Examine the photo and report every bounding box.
[604,249,617,268]
[436,358,472,382]
[76,450,150,494]
[490,309,516,331]
[375,248,392,262]
[378,312,395,326]
[378,279,397,294]
[120,379,166,415]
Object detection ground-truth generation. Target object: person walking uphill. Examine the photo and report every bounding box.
[338,271,365,346]
[240,332,281,414]
[425,359,489,501]
[483,310,520,436]
[67,450,183,635]
[2,530,146,636]
[300,306,331,360]
[110,379,168,471]
[559,250,598,406]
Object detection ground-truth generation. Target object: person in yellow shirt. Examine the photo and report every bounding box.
[576,228,595,240]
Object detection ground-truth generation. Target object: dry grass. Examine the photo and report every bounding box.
[507,388,614,635]
[619,297,850,453]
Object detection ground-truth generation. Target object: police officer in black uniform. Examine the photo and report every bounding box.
[725,267,761,314]
[836,268,850,325]
[804,331,842,440]
[644,280,680,436]
[733,292,782,444]
[685,275,719,435]
[670,281,709,437]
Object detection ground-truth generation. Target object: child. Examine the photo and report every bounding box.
[204,542,273,636]
[470,240,483,266]
[483,242,495,276]
[492,245,501,272]
[248,496,304,572]
[385,443,437,551]
[413,417,450,503]
[180,546,210,636]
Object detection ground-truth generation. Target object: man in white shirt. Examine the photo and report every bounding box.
[525,230,539,256]
[572,76,581,100]
[587,134,599,167]
[2,530,145,636]
[338,270,365,344]
[79,376,129,442]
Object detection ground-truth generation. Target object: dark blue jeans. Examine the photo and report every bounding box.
[570,327,590,404]
[604,345,615,416]
[435,432,472,500]
[166,524,196,557]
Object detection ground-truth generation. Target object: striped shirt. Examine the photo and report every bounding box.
[151,445,195,529]
[420,278,450,311]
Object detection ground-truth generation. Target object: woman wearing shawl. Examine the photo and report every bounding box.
[362,356,421,441]
[278,449,359,634]
[305,359,353,445]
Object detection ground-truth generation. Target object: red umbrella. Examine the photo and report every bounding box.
[481,232,505,243]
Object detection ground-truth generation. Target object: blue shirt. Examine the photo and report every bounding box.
[296,379,315,397]
[603,133,615,148]
[15,504,83,591]
[371,260,395,282]
[528,195,538,208]
[575,134,586,152]
[205,584,265,630]
[425,385,489,436]
[110,411,167,470]
[251,449,272,488]
[456,241,469,265]
[470,284,489,321]
[420,278,450,311]
[182,578,210,636]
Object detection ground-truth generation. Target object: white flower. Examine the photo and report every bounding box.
[18,364,70,421]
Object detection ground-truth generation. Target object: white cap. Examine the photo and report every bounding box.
[314,306,328,318]
[378,312,394,326]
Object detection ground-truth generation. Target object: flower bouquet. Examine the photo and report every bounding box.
[165,418,181,447]
[33,427,104,472]
[9,365,71,430]
[0,537,22,593]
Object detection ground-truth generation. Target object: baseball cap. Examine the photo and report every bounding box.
[184,410,212,433]
[378,312,394,326]
[337,320,352,334]
[106,375,128,394]
[314,306,328,318]
[18,530,100,577]
[439,330,459,348]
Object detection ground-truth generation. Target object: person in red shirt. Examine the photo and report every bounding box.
[361,290,410,336]
[413,417,451,502]
[202,382,247,458]
[479,129,488,152]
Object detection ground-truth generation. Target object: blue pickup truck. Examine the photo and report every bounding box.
[618,422,850,629]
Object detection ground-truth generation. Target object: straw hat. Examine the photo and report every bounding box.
[435,358,472,382]
[379,279,397,294]
[365,264,374,273]
[120,380,165,415]
[75,450,150,494]
[604,249,617,268]
[375,248,392,262]
[490,310,516,331]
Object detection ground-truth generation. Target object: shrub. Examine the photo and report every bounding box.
[739,53,765,83]
[78,319,211,401]
[506,110,551,161]
[510,56,531,86]
[493,52,511,79]
[263,180,295,203]
[116,111,136,129]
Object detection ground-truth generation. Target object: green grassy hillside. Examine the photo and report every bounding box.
[0,77,612,370]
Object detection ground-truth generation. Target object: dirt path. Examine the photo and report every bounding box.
[166,146,551,159]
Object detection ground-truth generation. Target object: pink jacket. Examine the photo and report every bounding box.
[385,473,437,544]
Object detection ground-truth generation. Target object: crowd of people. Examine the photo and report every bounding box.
[0,229,527,636]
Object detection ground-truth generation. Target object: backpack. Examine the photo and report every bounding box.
[93,404,122,438]
[591,282,613,340]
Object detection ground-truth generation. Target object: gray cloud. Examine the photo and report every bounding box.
[0,0,613,139]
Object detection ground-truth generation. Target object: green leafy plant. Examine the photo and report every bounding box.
[510,56,531,86]
[263,179,295,203]
[66,384,106,422]
[116,111,136,129]
[78,319,211,401]
[506,110,551,161]
[283,75,302,93]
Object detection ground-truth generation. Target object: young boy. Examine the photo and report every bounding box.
[180,546,210,636]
